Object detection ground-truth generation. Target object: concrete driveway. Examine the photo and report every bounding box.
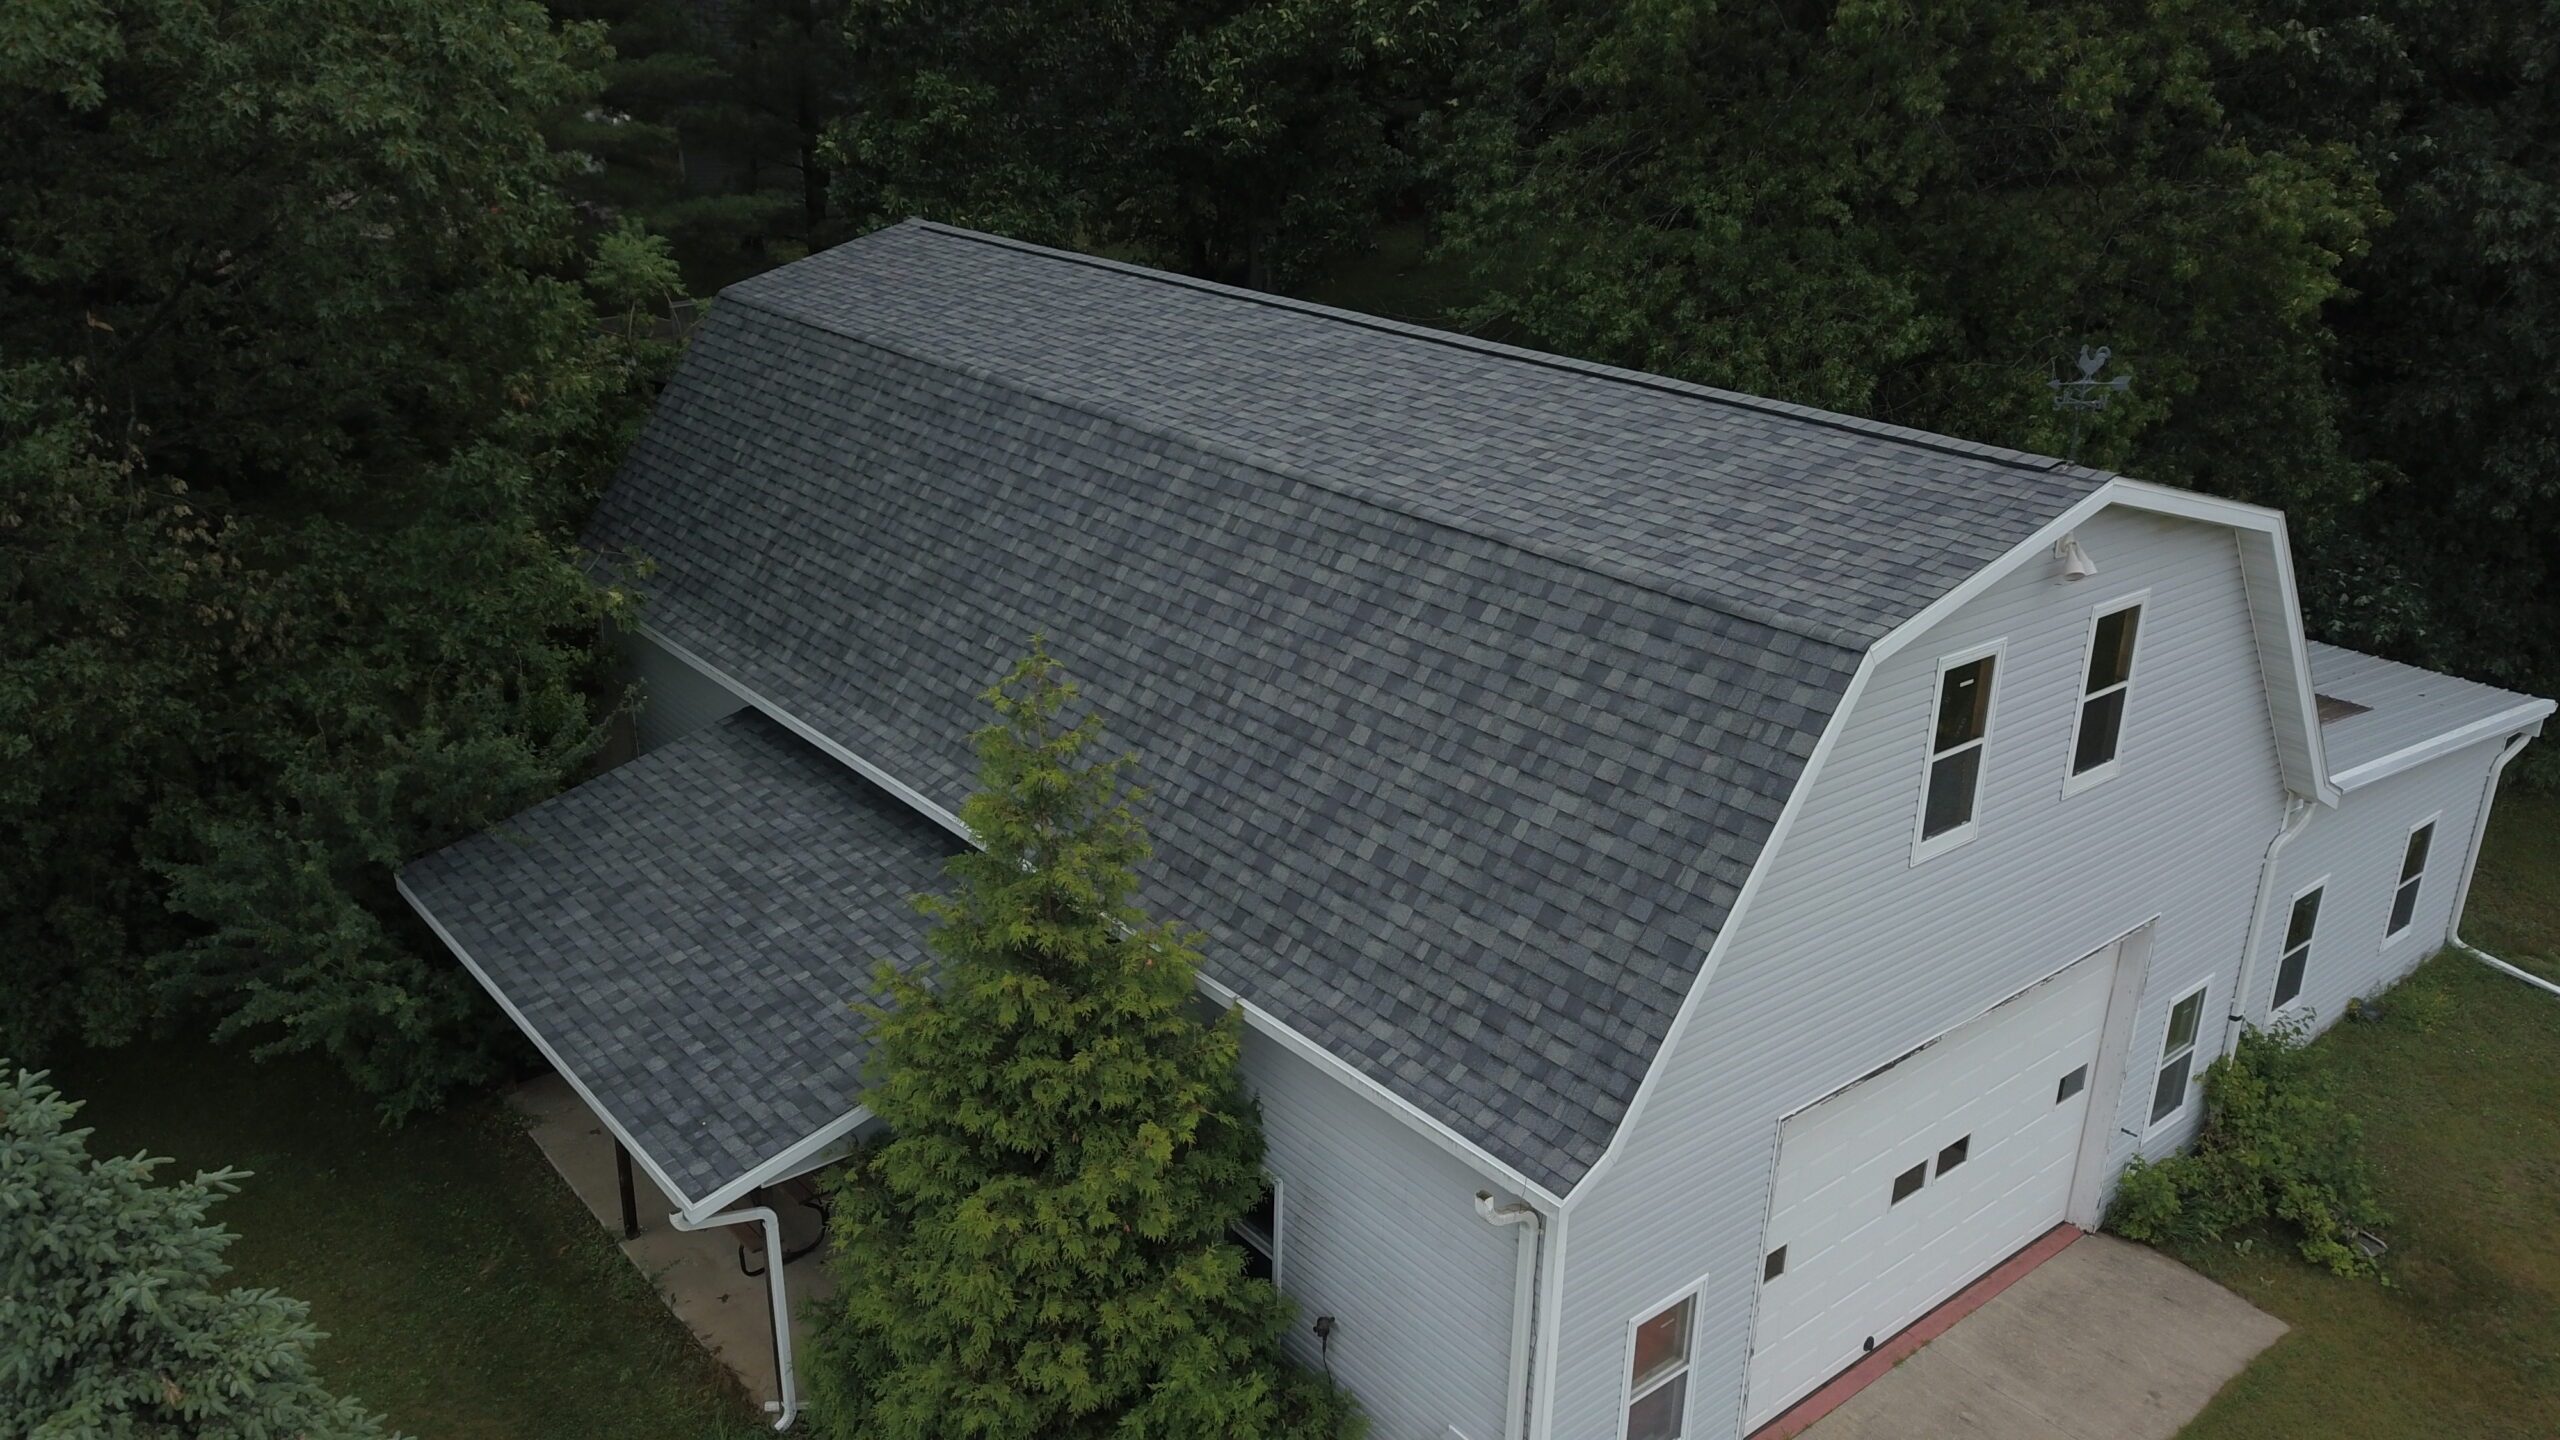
[1796,1233,2286,1440]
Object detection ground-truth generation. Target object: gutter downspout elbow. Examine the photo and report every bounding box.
[2451,731,2560,1000]
[2226,794,2318,1059]
[1476,1191,1543,1440]
[669,1205,800,1430]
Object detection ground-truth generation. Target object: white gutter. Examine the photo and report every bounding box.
[2448,729,2560,999]
[1476,1191,1544,1440]
[2224,795,2317,1058]
[668,1204,801,1430]
[2329,701,2556,791]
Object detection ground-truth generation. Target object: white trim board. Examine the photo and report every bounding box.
[2328,705,2553,791]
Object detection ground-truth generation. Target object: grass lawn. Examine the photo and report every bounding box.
[2170,789,2560,1439]
[48,1037,765,1440]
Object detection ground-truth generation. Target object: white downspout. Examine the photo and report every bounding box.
[668,1205,800,1430]
[2225,794,2317,1058]
[1476,1191,1544,1440]
[2449,731,2560,999]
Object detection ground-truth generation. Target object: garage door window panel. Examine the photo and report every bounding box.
[2148,986,2209,1128]
[1624,1286,1702,1440]
[1915,644,2003,862]
[2272,884,2324,1009]
[2064,596,2146,793]
[2386,820,2436,938]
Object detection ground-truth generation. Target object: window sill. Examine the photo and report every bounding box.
[2060,761,2122,799]
[1910,823,1980,868]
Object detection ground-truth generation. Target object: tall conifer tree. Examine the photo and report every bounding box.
[0,1066,395,1439]
[808,644,1356,1440]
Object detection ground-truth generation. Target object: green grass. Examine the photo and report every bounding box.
[48,1037,765,1440]
[2169,791,2560,1439]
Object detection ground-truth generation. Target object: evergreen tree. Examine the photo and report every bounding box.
[808,645,1358,1440]
[0,1066,396,1439]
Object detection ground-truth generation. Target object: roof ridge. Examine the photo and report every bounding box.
[720,287,1878,653]
[898,219,2083,480]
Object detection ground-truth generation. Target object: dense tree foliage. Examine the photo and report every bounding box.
[549,0,856,291]
[828,0,1450,289]
[0,0,679,1107]
[808,647,1359,1440]
[0,1065,398,1438]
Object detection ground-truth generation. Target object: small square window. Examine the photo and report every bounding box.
[1763,1246,1787,1282]
[1935,1135,1970,1176]
[2056,1065,2088,1103]
[1890,1162,1927,1205]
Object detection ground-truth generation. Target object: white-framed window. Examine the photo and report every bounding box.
[1229,1176,1282,1286]
[1912,642,2004,864]
[2148,984,2210,1128]
[2271,881,2325,1009]
[1620,1274,1707,1440]
[2063,594,2146,794]
[2385,818,2438,939]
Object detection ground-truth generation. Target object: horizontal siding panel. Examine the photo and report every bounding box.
[1243,1028,1519,1440]
[1550,508,2290,1439]
[2257,737,2508,1032]
[623,627,749,752]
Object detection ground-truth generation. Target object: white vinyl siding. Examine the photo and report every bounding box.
[1545,505,2290,1440]
[2252,739,2507,1033]
[1238,1027,1517,1440]
[619,626,748,752]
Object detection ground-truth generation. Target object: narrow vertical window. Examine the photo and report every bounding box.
[1625,1292,1695,1440]
[1918,649,2000,855]
[2272,886,2323,1008]
[2149,987,2209,1126]
[2387,822,2435,936]
[1228,1178,1281,1284]
[2069,601,2143,784]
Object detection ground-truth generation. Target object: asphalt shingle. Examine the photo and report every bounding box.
[402,711,964,1208]
[554,222,2109,1194]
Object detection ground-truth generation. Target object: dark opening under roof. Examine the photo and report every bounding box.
[400,711,962,1213]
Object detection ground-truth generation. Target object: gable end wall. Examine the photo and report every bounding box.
[1547,506,2289,1438]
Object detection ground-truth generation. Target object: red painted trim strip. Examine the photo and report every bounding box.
[1746,1222,2083,1440]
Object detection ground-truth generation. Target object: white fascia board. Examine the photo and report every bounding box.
[397,874,712,1221]
[692,1105,876,1217]
[2330,705,2554,791]
[634,621,975,844]
[631,623,1566,1213]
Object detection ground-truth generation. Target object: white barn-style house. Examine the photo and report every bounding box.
[400,221,2554,1440]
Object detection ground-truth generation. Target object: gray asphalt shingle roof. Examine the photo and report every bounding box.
[559,221,2110,1195]
[401,710,963,1209]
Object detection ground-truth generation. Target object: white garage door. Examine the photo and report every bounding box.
[1744,940,2118,1429]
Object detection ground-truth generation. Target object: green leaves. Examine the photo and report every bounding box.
[0,2,679,1112]
[809,644,1359,1440]
[0,1066,400,1438]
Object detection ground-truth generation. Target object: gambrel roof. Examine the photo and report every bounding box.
[558,221,2109,1194]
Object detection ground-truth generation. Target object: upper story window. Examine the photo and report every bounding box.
[2387,821,2436,938]
[1914,644,2002,863]
[2065,597,2145,792]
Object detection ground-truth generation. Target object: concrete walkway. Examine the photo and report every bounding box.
[1796,1233,2285,1440]
[509,1073,834,1414]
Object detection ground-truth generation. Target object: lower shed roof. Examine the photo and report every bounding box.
[399,710,962,1216]
[2309,643,2554,789]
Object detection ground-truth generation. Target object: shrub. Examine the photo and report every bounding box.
[2104,1017,2388,1276]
